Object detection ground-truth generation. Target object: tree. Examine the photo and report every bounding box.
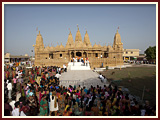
[144,46,156,60]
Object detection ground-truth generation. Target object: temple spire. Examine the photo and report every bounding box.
[85,27,87,33]
[117,26,119,33]
[69,28,71,34]
[77,24,79,30]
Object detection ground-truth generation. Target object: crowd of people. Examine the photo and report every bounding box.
[71,57,90,66]
[4,62,156,116]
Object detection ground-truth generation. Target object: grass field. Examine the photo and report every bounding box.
[100,65,156,107]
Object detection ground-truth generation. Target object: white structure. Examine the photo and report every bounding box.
[68,62,91,70]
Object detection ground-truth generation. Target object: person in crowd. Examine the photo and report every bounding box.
[7,80,12,99]
[9,96,16,110]
[50,91,59,116]
[20,101,30,116]
[12,101,26,116]
[40,94,48,116]
[28,95,37,116]
[13,77,17,91]
[4,97,12,116]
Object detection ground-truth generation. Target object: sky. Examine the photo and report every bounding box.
[4,4,156,56]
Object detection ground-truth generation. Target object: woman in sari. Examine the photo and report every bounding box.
[39,88,46,105]
[40,94,48,116]
[57,92,65,115]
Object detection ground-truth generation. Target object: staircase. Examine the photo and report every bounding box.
[67,62,91,70]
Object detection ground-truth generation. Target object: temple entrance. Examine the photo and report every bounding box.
[76,52,82,57]
[71,52,74,58]
[83,52,87,58]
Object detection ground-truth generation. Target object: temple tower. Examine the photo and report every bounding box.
[66,30,75,48]
[113,29,123,50]
[75,25,83,47]
[112,29,123,64]
[84,30,92,48]
[34,31,44,63]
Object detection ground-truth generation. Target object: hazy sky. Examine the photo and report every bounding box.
[4,4,156,56]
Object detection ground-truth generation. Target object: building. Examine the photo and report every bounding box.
[34,26,124,69]
[123,49,140,61]
[4,53,30,64]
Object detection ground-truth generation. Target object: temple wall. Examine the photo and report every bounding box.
[89,58,124,69]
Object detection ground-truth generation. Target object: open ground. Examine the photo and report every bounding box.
[100,65,156,107]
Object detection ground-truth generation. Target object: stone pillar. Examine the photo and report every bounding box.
[69,51,71,61]
[129,57,130,61]
[123,56,125,61]
[74,51,76,58]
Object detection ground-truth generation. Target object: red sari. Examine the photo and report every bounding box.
[39,91,46,105]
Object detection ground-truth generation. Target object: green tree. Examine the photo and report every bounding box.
[144,46,156,60]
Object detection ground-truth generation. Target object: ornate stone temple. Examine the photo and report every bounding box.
[34,26,124,69]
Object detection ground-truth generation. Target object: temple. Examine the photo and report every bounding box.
[34,26,124,69]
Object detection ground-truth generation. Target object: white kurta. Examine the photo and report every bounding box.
[50,95,58,111]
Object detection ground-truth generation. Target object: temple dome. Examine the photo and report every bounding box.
[59,43,65,49]
[93,43,99,48]
[103,45,107,49]
[55,45,59,50]
[44,45,50,51]
[108,45,112,48]
[50,46,55,51]
[98,44,102,48]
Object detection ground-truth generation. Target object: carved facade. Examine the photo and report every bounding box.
[34,26,124,69]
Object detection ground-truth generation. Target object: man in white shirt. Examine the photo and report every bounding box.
[103,76,107,84]
[63,64,67,72]
[9,96,16,110]
[6,79,9,85]
[55,73,61,79]
[99,73,103,79]
[12,101,26,116]
[18,71,22,78]
[7,80,12,99]
[59,67,61,74]
[85,59,87,66]
[63,64,65,69]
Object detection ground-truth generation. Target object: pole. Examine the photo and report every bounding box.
[32,50,34,65]
[142,85,145,101]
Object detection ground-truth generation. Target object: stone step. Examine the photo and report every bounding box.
[68,62,91,70]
